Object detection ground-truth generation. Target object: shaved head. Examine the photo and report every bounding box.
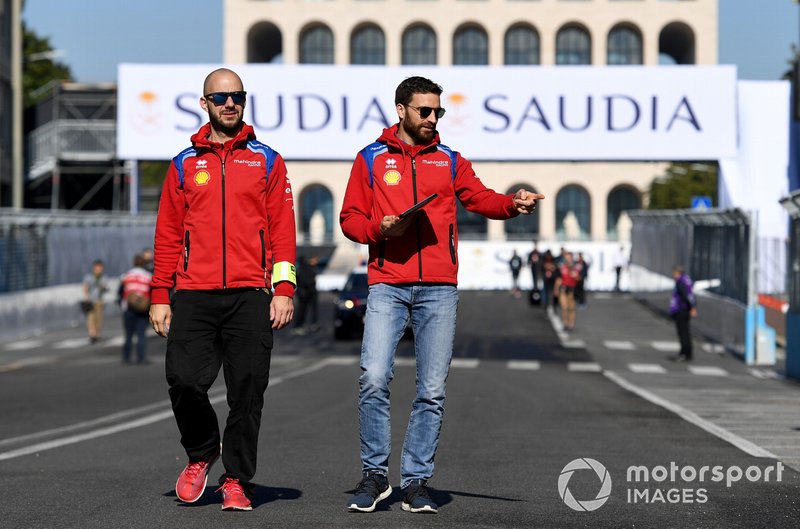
[203,68,244,95]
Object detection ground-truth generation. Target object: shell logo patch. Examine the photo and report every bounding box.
[383,170,401,186]
[194,170,211,186]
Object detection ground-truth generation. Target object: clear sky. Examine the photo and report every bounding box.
[22,0,800,83]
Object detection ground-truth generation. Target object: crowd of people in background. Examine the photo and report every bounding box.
[511,242,596,332]
[81,248,154,364]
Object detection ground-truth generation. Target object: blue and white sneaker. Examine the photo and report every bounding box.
[401,479,438,514]
[347,472,392,512]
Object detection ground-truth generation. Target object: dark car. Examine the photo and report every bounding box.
[334,267,369,339]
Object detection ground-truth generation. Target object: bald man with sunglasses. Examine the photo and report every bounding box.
[150,68,296,512]
[341,76,543,514]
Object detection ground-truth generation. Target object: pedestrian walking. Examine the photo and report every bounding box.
[542,250,557,309]
[509,249,523,297]
[293,255,320,335]
[120,253,152,364]
[340,75,542,514]
[82,259,109,343]
[613,245,628,292]
[555,251,581,331]
[669,265,697,362]
[149,68,296,512]
[575,252,590,307]
[527,241,542,290]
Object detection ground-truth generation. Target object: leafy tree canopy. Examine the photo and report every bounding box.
[648,162,718,210]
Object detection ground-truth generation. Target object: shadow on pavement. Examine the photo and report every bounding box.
[163,484,302,508]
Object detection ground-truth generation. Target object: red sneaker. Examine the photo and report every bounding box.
[218,478,253,511]
[175,451,220,503]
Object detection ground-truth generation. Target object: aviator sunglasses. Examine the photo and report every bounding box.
[204,91,247,106]
[406,104,446,119]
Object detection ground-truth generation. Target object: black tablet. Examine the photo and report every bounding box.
[398,193,438,219]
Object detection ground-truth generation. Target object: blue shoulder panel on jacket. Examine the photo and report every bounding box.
[247,140,277,180]
[359,142,388,188]
[436,144,458,181]
[172,147,198,190]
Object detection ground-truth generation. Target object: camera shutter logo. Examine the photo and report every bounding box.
[558,458,612,512]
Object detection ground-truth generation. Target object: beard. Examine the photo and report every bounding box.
[400,119,436,145]
[209,109,243,137]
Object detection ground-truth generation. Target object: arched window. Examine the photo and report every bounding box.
[300,24,334,64]
[556,185,591,240]
[299,184,334,243]
[402,24,437,65]
[607,25,642,65]
[556,25,591,65]
[456,201,488,239]
[659,22,695,65]
[247,22,283,63]
[453,25,489,65]
[504,24,540,65]
[505,184,540,239]
[351,24,385,65]
[607,186,641,239]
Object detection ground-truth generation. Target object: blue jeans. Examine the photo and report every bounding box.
[122,309,149,363]
[358,283,458,488]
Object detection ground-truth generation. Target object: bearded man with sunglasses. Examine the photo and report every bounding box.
[150,68,296,512]
[340,76,543,514]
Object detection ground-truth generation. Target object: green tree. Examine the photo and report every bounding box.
[23,22,72,108]
[648,162,718,210]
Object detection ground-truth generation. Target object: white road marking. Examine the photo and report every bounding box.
[507,360,541,370]
[651,341,681,352]
[568,362,602,372]
[53,338,90,349]
[451,358,479,368]
[0,357,339,462]
[604,340,636,350]
[688,366,729,377]
[3,339,45,351]
[628,363,667,374]
[395,357,416,367]
[604,370,776,459]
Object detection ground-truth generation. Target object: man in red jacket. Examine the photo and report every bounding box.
[149,68,296,512]
[340,76,543,514]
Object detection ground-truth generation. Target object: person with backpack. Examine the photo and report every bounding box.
[340,76,543,514]
[120,253,152,364]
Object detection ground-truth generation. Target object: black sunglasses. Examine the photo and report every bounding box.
[204,91,247,106]
[406,104,446,119]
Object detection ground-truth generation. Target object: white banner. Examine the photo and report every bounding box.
[117,64,738,161]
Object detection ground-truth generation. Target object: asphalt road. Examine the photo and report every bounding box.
[1,291,798,529]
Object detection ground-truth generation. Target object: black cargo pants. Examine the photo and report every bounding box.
[165,288,273,489]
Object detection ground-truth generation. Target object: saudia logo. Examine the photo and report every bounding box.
[172,93,703,134]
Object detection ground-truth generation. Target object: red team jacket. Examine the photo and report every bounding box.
[151,123,296,305]
[340,125,519,285]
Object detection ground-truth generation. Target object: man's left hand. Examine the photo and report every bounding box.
[270,295,294,329]
[513,189,545,215]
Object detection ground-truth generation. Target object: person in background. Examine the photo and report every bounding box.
[120,253,152,364]
[527,241,542,291]
[149,68,296,512]
[575,252,590,307]
[140,247,155,273]
[293,255,320,335]
[669,265,697,362]
[613,246,628,292]
[542,250,557,309]
[509,249,523,297]
[82,259,109,344]
[555,251,581,331]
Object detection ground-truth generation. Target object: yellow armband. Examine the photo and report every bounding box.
[272,261,297,286]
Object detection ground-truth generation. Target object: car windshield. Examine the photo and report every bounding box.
[344,273,368,292]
